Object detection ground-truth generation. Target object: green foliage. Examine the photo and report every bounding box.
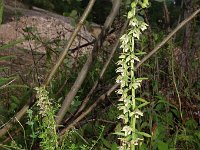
[0,39,25,51]
[1,0,200,149]
[22,0,112,24]
[0,41,30,122]
[60,125,106,150]
[142,94,200,150]
[26,109,37,149]
[35,86,59,150]
[23,0,83,14]
[176,119,200,149]
[0,0,3,25]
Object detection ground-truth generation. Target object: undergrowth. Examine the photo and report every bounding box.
[0,0,200,150]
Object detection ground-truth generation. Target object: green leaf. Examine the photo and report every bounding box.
[125,135,132,141]
[70,10,78,18]
[135,51,146,55]
[171,108,179,118]
[0,39,25,51]
[140,122,148,130]
[113,132,125,136]
[195,130,200,140]
[0,55,16,61]
[63,12,70,17]
[101,137,111,148]
[5,84,29,89]
[177,134,193,141]
[185,119,198,130]
[23,26,37,33]
[137,131,151,137]
[136,15,144,22]
[111,143,118,150]
[26,121,34,126]
[11,95,19,104]
[156,98,177,110]
[137,102,150,109]
[136,77,148,81]
[140,143,148,150]
[0,77,15,86]
[135,97,148,103]
[157,140,168,150]
[30,133,37,139]
[119,54,126,59]
[154,0,165,2]
[0,67,8,71]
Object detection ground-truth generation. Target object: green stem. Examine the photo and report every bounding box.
[117,0,150,148]
[130,35,136,150]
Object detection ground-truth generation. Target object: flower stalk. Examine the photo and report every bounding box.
[116,0,150,149]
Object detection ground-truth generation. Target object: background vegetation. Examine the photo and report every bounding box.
[0,0,200,149]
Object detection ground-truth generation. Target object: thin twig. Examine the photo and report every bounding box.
[45,0,96,85]
[171,42,183,120]
[0,78,16,89]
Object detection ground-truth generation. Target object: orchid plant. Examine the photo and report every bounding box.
[116,0,151,149]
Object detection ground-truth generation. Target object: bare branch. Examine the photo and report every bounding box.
[56,0,122,125]
[135,8,200,69]
[45,0,96,85]
[59,83,119,136]
[71,19,129,119]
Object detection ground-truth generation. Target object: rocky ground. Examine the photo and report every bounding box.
[0,1,94,85]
